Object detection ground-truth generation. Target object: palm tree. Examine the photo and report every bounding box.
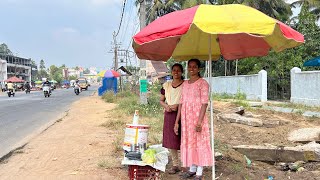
[215,0,292,22]
[136,0,207,25]
[291,0,320,19]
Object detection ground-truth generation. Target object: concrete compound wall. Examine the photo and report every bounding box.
[291,67,320,106]
[205,70,267,102]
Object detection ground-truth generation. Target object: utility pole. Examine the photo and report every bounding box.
[113,32,118,71]
[139,0,147,104]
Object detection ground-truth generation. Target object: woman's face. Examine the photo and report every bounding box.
[171,66,182,80]
[188,61,199,77]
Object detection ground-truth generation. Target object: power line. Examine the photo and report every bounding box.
[120,0,134,43]
[114,0,127,37]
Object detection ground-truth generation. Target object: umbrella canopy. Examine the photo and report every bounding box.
[303,56,320,67]
[133,4,304,61]
[98,70,121,78]
[132,4,304,179]
[4,76,25,83]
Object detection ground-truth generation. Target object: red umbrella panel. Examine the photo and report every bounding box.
[4,76,25,83]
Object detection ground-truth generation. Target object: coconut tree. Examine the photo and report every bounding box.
[213,0,292,22]
[291,0,320,19]
[136,0,207,25]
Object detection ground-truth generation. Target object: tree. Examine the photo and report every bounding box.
[291,0,320,19]
[39,59,46,71]
[69,75,77,80]
[49,65,63,83]
[136,0,206,25]
[83,68,90,74]
[0,43,13,55]
[38,59,48,79]
[215,0,292,22]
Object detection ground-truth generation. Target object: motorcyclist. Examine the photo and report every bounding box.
[7,81,15,93]
[43,79,52,94]
[74,80,82,92]
[25,81,31,91]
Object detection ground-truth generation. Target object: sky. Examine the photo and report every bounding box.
[0,0,303,71]
[0,0,139,71]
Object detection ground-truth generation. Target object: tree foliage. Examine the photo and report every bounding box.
[0,43,12,55]
[38,59,48,79]
[49,65,64,84]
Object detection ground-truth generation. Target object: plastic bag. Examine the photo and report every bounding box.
[142,149,157,164]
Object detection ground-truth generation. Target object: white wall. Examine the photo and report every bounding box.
[0,59,7,82]
[205,70,267,102]
[291,67,320,106]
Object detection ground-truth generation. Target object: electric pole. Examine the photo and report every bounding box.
[113,32,118,71]
[139,0,147,104]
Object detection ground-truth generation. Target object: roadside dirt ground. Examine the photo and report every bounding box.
[0,94,128,180]
[1,94,320,180]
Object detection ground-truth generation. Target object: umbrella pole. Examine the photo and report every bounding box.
[208,34,215,179]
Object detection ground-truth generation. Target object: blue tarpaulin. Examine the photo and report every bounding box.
[303,56,320,67]
[62,80,70,84]
[98,77,117,96]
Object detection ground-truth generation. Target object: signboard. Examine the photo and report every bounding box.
[140,79,148,93]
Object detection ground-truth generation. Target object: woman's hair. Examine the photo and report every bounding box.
[171,63,184,80]
[188,59,201,77]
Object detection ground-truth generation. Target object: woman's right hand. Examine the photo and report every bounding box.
[165,105,172,112]
[174,123,179,135]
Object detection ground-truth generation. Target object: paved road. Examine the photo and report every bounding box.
[0,86,97,159]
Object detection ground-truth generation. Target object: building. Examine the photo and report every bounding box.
[62,68,81,79]
[0,59,7,82]
[0,54,33,81]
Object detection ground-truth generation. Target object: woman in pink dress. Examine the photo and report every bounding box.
[174,59,213,180]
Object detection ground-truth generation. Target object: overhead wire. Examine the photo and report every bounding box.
[114,0,127,37]
[126,2,154,51]
[120,0,135,44]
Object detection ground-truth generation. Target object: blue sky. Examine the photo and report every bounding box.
[0,0,138,71]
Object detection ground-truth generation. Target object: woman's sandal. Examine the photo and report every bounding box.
[181,171,196,179]
[167,166,180,174]
[194,175,202,180]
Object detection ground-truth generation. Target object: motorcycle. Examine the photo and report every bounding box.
[74,84,80,95]
[43,85,51,97]
[25,87,31,94]
[7,89,15,97]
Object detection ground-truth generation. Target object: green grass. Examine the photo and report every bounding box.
[213,91,247,101]
[101,119,125,129]
[101,91,116,103]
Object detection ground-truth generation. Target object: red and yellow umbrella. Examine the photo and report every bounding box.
[133,4,304,61]
[133,4,304,179]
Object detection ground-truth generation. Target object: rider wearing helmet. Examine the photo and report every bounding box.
[7,81,15,92]
[43,79,52,93]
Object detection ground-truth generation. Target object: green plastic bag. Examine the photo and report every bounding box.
[142,149,157,164]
